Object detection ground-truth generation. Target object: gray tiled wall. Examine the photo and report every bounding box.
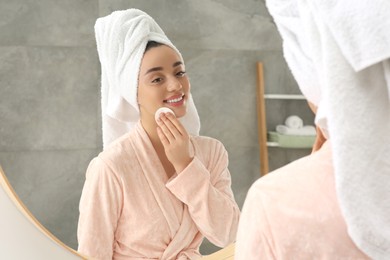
[0,0,314,255]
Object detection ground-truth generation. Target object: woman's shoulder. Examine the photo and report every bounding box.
[96,133,138,169]
[250,141,333,198]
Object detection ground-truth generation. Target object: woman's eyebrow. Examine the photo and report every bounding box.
[144,67,163,75]
[173,61,183,67]
[144,61,183,75]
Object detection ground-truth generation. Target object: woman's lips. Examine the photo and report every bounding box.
[163,94,185,107]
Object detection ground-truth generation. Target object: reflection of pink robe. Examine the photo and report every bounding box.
[235,141,369,259]
[77,122,239,260]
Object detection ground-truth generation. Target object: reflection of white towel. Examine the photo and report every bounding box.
[276,125,316,136]
[95,9,200,148]
[267,0,390,259]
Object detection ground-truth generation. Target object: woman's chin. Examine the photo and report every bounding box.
[175,112,186,119]
[173,108,187,118]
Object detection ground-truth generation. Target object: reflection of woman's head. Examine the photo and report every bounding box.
[144,40,163,52]
[95,9,200,148]
[138,41,190,122]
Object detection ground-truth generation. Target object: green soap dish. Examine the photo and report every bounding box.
[267,131,315,148]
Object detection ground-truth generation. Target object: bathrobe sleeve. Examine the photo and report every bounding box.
[165,138,240,247]
[77,157,123,260]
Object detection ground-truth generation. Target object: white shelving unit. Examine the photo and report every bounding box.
[256,62,314,176]
[264,94,305,100]
[264,94,306,147]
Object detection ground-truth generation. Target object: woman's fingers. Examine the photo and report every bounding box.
[157,115,175,143]
[162,113,181,137]
[158,113,183,140]
[164,113,187,136]
[156,112,192,173]
[156,126,170,146]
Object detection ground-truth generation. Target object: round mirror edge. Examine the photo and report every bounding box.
[0,164,86,259]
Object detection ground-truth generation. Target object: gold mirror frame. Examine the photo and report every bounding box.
[0,164,234,259]
[0,165,85,259]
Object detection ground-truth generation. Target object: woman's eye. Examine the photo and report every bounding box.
[151,78,162,83]
[176,71,186,77]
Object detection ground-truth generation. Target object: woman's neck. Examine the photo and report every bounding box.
[140,116,162,149]
[140,116,175,177]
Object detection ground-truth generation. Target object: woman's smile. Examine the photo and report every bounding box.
[164,94,185,107]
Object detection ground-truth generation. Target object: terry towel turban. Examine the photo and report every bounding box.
[95,9,201,148]
[266,0,390,259]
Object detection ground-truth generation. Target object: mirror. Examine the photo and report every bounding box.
[0,0,313,256]
[0,165,83,259]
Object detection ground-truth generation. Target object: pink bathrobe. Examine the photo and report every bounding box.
[235,141,369,259]
[77,122,240,260]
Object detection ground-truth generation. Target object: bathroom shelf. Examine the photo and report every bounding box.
[267,131,315,148]
[264,94,305,100]
[256,62,314,176]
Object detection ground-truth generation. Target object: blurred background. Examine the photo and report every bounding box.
[0,0,314,254]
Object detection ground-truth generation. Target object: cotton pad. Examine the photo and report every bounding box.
[155,107,175,122]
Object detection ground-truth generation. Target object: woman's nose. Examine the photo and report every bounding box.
[167,77,182,91]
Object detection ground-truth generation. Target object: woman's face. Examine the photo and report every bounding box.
[138,45,190,122]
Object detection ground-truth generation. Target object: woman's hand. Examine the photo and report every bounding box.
[156,112,193,173]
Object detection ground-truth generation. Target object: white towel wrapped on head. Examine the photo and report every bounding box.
[95,9,201,148]
[266,0,390,259]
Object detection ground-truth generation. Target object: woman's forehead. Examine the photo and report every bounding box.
[140,45,184,72]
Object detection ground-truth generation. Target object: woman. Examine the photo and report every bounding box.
[77,9,239,260]
[235,113,369,259]
[236,0,390,257]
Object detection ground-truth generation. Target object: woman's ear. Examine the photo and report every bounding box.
[307,101,327,152]
[307,101,317,114]
[312,126,327,153]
